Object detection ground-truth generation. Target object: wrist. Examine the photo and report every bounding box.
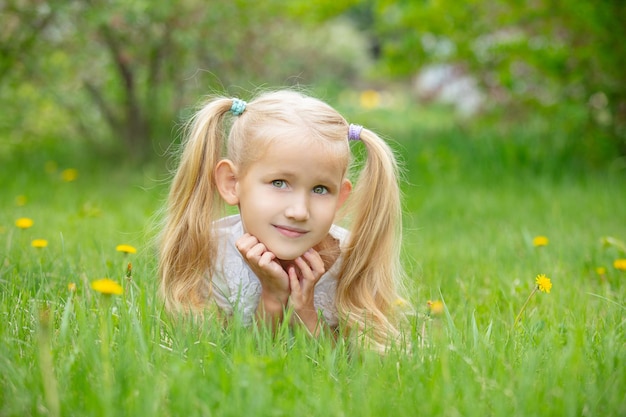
[257,291,288,321]
[259,294,287,313]
[294,305,322,335]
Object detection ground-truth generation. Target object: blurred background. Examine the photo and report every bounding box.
[2,4,626,415]
[1,0,625,171]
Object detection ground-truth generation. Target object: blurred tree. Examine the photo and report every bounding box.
[0,0,62,157]
[370,0,626,161]
[0,0,56,81]
[0,0,363,160]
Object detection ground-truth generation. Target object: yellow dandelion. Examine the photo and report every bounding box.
[15,195,27,206]
[595,267,607,276]
[91,279,123,295]
[535,274,552,293]
[15,217,34,229]
[514,273,553,326]
[61,168,78,182]
[360,90,381,109]
[427,300,444,316]
[614,259,626,271]
[116,244,137,254]
[31,239,48,248]
[532,236,549,247]
[68,282,77,292]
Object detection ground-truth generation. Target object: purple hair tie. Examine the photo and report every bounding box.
[348,124,363,141]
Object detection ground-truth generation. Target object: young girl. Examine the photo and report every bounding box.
[158,90,405,350]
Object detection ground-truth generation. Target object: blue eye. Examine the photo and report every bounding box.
[313,185,328,195]
[272,180,287,188]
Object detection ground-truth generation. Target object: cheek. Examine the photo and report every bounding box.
[240,189,276,214]
[238,181,267,207]
[314,199,340,224]
[238,191,281,231]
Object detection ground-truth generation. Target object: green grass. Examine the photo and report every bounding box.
[1,107,625,416]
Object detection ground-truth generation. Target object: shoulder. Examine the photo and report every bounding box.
[329,223,349,243]
[213,214,245,268]
[211,215,261,322]
[214,214,243,235]
[212,214,246,287]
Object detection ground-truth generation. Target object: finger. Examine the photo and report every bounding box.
[246,242,268,260]
[299,251,325,280]
[288,265,301,293]
[257,250,276,268]
[294,256,311,277]
[235,233,258,254]
[302,248,325,273]
[293,258,319,291]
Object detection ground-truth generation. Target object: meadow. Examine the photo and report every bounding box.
[1,102,625,416]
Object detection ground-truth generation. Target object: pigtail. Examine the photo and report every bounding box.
[336,128,404,350]
[158,97,234,312]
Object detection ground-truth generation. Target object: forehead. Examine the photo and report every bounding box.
[249,138,347,183]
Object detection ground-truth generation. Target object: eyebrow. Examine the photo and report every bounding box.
[265,170,340,186]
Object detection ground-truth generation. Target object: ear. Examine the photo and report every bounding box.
[337,179,352,209]
[215,159,239,205]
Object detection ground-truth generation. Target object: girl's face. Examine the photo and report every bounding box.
[234,138,351,260]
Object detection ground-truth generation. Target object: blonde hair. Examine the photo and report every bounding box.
[158,90,405,349]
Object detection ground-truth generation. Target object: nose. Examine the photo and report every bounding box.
[284,192,310,221]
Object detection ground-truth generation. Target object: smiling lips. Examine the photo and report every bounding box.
[274,224,308,238]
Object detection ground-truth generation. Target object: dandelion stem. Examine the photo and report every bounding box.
[514,286,538,327]
[99,296,114,417]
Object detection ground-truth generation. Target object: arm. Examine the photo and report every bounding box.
[256,288,288,330]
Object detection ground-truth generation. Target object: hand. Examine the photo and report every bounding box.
[287,248,326,333]
[235,233,290,310]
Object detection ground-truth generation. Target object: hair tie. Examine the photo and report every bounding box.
[230,98,247,116]
[348,124,363,141]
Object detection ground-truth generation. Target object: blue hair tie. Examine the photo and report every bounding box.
[230,98,247,116]
[348,124,363,141]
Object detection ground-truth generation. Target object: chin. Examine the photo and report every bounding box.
[270,247,307,261]
[274,253,301,261]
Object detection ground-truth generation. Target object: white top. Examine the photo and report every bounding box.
[210,215,349,326]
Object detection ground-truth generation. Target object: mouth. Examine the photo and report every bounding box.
[273,224,308,238]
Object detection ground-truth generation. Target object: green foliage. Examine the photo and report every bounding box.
[370,0,626,160]
[0,0,364,160]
